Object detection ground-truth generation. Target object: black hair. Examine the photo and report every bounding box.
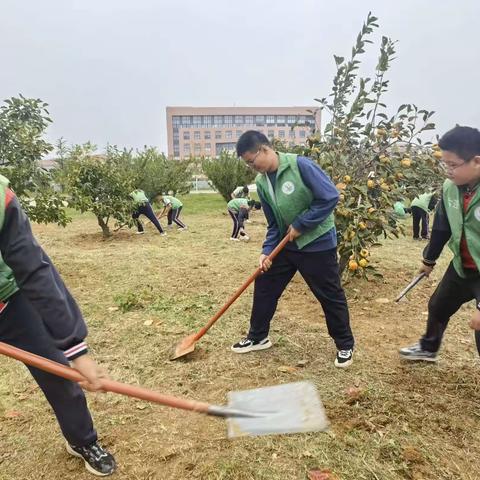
[236,130,271,157]
[438,126,480,161]
[247,200,261,210]
[242,186,249,193]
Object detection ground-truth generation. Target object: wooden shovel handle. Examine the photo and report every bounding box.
[0,342,210,414]
[194,233,290,340]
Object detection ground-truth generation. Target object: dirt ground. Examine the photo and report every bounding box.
[1,196,479,480]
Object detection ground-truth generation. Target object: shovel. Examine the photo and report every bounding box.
[0,342,328,438]
[171,234,291,360]
[395,272,426,302]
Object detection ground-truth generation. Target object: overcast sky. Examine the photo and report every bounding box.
[1,0,479,154]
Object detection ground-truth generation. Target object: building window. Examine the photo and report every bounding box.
[279,130,285,138]
[215,131,222,139]
[172,116,181,127]
[287,115,296,124]
[289,130,295,138]
[194,131,201,140]
[183,131,190,140]
[234,115,244,125]
[306,115,315,125]
[173,131,179,140]
[224,115,233,125]
[174,147,180,156]
[277,115,285,125]
[193,116,202,127]
[236,130,242,137]
[184,143,191,154]
[203,115,212,126]
[226,131,233,139]
[204,131,211,139]
[268,130,274,138]
[255,115,265,125]
[214,115,223,125]
[298,115,306,125]
[266,115,275,124]
[181,116,191,126]
[194,143,201,155]
[299,130,306,138]
[245,115,254,124]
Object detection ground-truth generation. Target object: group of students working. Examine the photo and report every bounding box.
[129,190,187,235]
[2,126,480,476]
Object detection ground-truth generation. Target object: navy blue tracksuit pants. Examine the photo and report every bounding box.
[248,247,354,350]
[132,202,164,233]
[0,291,97,447]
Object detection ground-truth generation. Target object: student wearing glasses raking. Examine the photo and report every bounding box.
[231,130,355,368]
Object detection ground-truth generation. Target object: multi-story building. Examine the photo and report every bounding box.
[166,106,321,158]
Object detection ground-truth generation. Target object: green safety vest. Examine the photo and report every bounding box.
[0,175,20,301]
[256,152,335,249]
[227,198,248,211]
[443,179,480,277]
[411,193,433,212]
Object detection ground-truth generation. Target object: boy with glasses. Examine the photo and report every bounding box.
[400,126,480,361]
[231,130,355,368]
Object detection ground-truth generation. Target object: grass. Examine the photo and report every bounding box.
[0,194,479,479]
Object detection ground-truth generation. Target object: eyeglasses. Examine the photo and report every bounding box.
[441,161,466,172]
[244,149,262,166]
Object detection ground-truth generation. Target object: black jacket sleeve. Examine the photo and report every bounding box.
[422,195,451,264]
[0,194,88,359]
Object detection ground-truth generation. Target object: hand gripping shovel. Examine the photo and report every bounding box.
[171,234,290,360]
[0,342,329,437]
[395,272,427,302]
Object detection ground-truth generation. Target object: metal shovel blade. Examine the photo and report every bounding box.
[226,381,329,438]
[170,333,197,360]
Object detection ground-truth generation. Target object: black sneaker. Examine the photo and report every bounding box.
[399,343,438,362]
[231,337,272,354]
[334,349,353,368]
[66,441,116,476]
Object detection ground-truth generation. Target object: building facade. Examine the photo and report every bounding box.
[166,106,321,158]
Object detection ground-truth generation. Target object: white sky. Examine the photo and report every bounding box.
[1,0,479,153]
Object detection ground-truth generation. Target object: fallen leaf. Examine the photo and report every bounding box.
[345,386,365,405]
[375,297,390,303]
[277,365,298,374]
[143,319,153,326]
[4,410,21,419]
[295,359,308,368]
[308,469,339,480]
[108,306,119,312]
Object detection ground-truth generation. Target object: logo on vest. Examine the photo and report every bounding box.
[281,181,295,195]
[474,207,480,222]
[447,198,459,210]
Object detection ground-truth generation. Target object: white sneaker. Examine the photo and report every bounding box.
[240,234,250,242]
[135,231,145,235]
[230,237,240,242]
[231,337,272,353]
[334,349,353,368]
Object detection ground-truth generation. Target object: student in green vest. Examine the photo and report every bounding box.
[227,197,255,241]
[231,185,250,199]
[0,176,116,475]
[231,131,355,368]
[400,126,480,361]
[155,194,187,230]
[410,192,437,240]
[130,189,166,235]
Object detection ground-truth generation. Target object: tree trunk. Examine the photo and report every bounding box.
[97,216,111,238]
[338,254,349,276]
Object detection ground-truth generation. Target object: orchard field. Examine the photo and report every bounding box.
[1,194,479,480]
